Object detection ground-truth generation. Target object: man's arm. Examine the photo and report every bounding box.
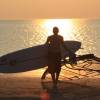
[61,36,73,54]
[62,42,77,64]
[45,37,50,44]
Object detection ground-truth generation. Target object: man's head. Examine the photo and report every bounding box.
[53,27,59,35]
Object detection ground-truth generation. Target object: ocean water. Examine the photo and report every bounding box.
[0,19,100,56]
[0,19,100,97]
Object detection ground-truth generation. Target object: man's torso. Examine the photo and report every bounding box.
[48,35,63,53]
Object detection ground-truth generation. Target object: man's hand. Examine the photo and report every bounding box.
[69,53,77,64]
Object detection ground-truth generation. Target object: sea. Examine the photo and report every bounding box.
[0,19,100,97]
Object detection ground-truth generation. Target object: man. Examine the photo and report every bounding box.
[41,27,75,87]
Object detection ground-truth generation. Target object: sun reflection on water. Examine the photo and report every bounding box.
[34,19,76,40]
[11,19,98,78]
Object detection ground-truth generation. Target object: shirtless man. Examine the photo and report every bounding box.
[41,27,75,87]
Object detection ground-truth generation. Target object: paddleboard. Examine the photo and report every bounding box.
[0,41,81,73]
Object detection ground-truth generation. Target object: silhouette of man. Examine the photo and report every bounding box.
[41,27,75,87]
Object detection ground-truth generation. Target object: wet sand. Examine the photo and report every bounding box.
[0,76,100,100]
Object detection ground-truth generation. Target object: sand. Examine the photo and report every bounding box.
[0,76,100,100]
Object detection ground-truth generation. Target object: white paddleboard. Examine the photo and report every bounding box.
[0,41,81,73]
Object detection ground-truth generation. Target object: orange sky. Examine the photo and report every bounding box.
[0,0,100,19]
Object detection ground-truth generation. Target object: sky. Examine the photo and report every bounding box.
[0,0,100,19]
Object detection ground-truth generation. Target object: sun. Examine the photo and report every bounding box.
[42,19,74,39]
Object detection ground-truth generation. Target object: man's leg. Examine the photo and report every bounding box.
[41,68,48,80]
[55,68,61,84]
[55,53,61,84]
[51,73,56,87]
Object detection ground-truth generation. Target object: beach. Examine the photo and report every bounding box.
[0,75,100,100]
